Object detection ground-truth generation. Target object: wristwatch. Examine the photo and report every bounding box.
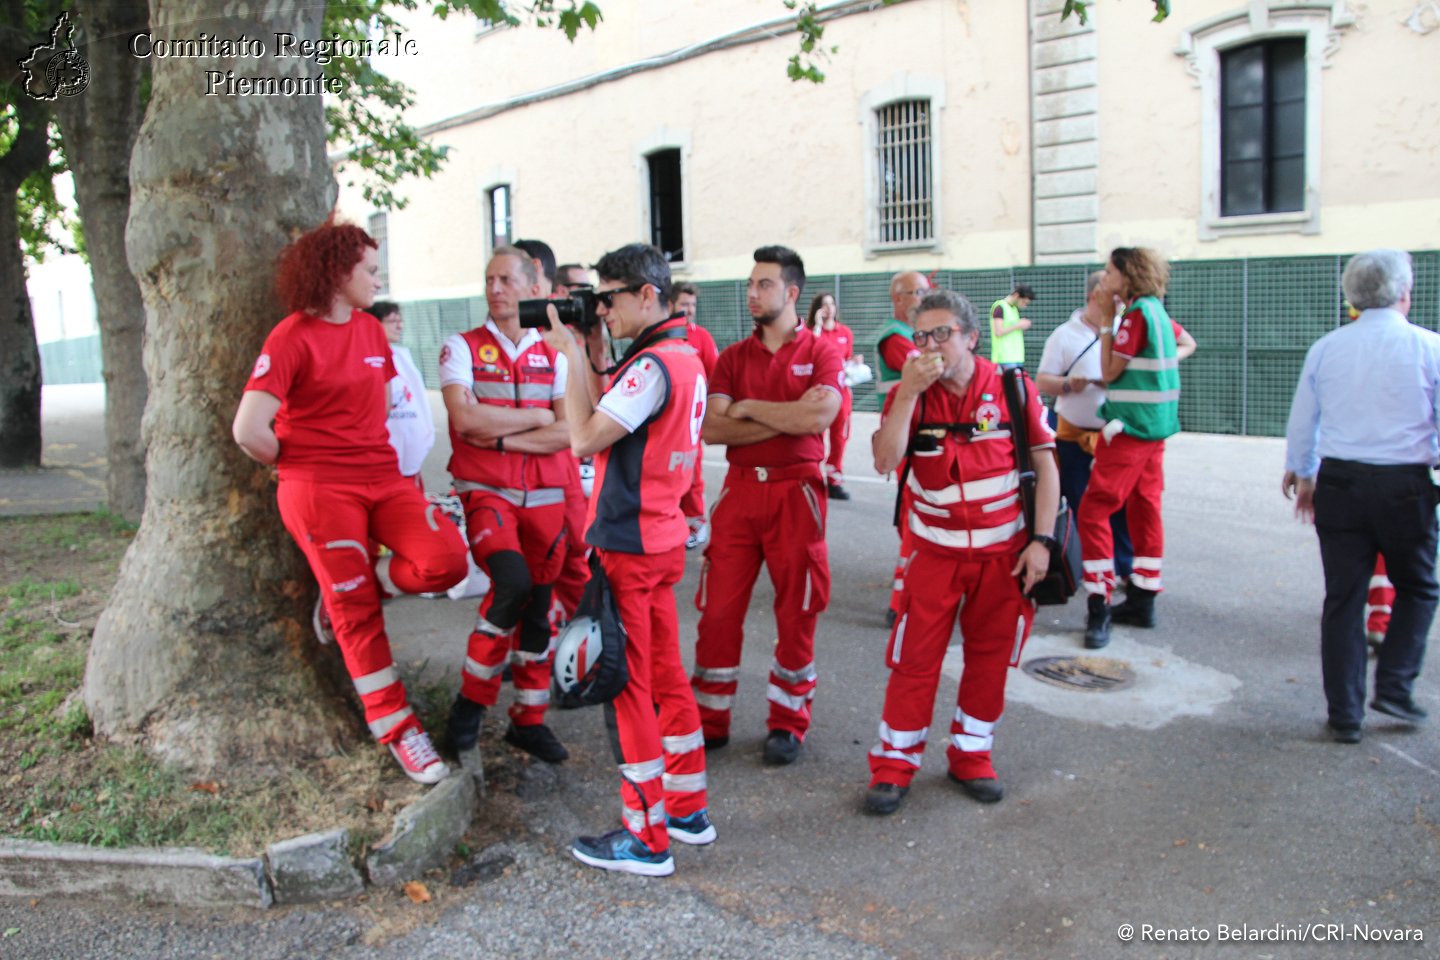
[1030,533,1058,550]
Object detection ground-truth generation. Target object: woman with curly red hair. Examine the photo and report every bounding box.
[232,219,468,784]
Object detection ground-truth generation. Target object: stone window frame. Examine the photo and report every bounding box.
[1175,1,1354,241]
[635,127,693,269]
[859,73,946,258]
[477,166,517,261]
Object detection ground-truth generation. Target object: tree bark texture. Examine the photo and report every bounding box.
[52,0,151,521]
[86,0,354,771]
[0,39,50,468]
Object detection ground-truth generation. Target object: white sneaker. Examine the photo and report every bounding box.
[388,728,450,784]
[312,596,335,645]
[685,519,710,551]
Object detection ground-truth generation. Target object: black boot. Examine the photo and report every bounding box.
[446,694,487,753]
[1111,585,1157,628]
[1084,594,1112,649]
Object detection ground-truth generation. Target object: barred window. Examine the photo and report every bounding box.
[647,148,684,263]
[874,99,934,246]
[1220,39,1306,217]
[367,212,389,294]
[488,184,512,251]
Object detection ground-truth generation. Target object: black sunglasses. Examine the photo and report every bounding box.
[595,283,648,308]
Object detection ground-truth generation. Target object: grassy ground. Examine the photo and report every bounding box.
[0,512,434,858]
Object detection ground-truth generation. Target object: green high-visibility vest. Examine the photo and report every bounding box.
[989,298,1025,364]
[874,319,915,393]
[1099,295,1180,441]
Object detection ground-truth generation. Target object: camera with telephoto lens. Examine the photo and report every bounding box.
[518,286,600,334]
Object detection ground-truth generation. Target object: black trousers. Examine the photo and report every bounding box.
[1314,459,1438,727]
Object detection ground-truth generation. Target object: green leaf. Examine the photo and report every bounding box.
[3,928,19,938]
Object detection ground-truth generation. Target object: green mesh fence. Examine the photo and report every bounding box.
[396,250,1438,436]
[38,334,103,385]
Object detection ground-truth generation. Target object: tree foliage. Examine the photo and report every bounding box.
[1062,0,1171,26]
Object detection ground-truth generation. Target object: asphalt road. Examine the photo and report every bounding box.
[1,389,1436,959]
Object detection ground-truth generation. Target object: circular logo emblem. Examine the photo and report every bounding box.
[251,353,271,378]
[478,344,500,364]
[620,363,649,397]
[1114,327,1131,347]
[46,49,89,97]
[975,401,1002,432]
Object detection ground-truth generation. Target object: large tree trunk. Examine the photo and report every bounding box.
[0,63,50,468]
[86,0,356,770]
[52,0,150,521]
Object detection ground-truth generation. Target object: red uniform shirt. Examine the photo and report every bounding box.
[710,330,845,468]
[245,310,399,482]
[1112,310,1188,360]
[820,322,856,361]
[687,321,720,377]
[880,329,920,375]
[884,358,1055,558]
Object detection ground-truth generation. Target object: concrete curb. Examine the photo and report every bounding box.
[0,767,480,909]
[0,840,272,908]
[366,770,477,888]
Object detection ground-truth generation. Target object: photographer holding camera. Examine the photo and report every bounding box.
[542,243,713,877]
[437,245,573,764]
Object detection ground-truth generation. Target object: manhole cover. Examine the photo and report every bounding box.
[1021,656,1135,692]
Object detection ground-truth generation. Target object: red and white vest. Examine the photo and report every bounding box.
[903,361,1029,558]
[446,326,572,492]
[587,318,707,554]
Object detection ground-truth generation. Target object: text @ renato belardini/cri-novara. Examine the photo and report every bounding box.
[1114,922,1424,944]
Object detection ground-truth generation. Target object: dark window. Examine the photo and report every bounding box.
[368,212,389,293]
[488,185,512,250]
[875,99,934,245]
[1220,38,1305,217]
[647,149,684,262]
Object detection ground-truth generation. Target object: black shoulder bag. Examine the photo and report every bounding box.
[1000,367,1082,605]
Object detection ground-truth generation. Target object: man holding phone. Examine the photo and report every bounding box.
[865,289,1057,816]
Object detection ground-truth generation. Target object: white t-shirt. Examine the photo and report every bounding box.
[597,356,669,432]
[387,344,436,477]
[438,319,568,396]
[1037,310,1108,430]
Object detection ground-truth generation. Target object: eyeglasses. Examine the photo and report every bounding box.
[898,288,929,297]
[911,325,960,347]
[594,283,648,308]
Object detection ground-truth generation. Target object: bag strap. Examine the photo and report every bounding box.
[1000,367,1039,541]
[1061,335,1100,378]
[892,391,926,529]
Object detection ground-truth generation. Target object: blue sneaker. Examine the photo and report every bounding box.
[571,828,675,877]
[666,808,717,845]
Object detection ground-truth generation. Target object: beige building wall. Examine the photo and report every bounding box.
[1095,0,1440,260]
[337,0,1036,300]
[336,0,1439,302]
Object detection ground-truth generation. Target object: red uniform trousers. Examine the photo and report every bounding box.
[679,441,707,520]
[869,546,1034,787]
[458,491,566,726]
[549,475,591,627]
[1368,555,1394,638]
[277,475,468,743]
[824,388,852,486]
[693,466,831,740]
[602,546,707,854]
[1078,433,1165,601]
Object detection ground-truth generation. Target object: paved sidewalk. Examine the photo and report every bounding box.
[2,386,1436,959]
